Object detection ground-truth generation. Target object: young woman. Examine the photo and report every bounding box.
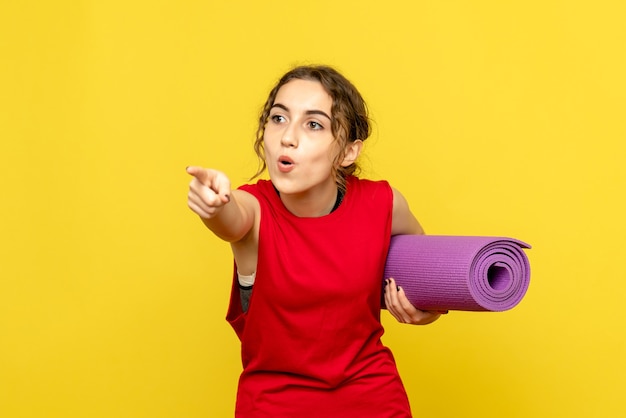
[187,65,443,417]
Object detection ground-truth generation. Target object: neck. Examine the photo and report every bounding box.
[276,184,339,217]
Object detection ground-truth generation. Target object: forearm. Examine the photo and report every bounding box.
[200,191,253,243]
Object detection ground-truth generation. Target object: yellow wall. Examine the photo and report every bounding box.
[1,1,624,417]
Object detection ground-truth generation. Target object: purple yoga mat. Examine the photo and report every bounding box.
[383,235,531,312]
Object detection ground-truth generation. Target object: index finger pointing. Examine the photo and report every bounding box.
[186,165,208,182]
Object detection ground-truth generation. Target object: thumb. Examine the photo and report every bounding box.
[212,174,232,203]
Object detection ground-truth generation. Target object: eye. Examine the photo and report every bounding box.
[270,114,286,123]
[308,121,323,130]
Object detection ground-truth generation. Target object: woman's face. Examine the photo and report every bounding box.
[263,78,339,198]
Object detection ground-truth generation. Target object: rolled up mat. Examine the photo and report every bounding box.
[383,235,531,312]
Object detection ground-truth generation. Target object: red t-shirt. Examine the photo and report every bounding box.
[226,176,412,417]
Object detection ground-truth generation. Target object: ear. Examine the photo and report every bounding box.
[340,140,363,167]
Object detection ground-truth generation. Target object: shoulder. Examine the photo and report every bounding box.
[348,176,391,194]
[347,176,393,205]
[237,180,280,213]
[390,187,424,235]
[238,179,273,195]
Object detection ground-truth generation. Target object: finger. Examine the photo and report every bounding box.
[398,289,444,324]
[187,166,220,192]
[385,278,410,323]
[187,166,231,203]
[187,187,220,216]
[186,165,208,177]
[394,283,440,324]
[210,175,232,204]
[384,278,401,317]
[189,184,225,213]
[385,278,446,325]
[188,181,229,219]
[396,286,418,312]
[187,198,212,219]
[395,285,419,323]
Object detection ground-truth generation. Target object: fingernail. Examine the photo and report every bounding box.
[396,286,401,292]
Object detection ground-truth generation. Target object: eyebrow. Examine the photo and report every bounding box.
[271,103,332,121]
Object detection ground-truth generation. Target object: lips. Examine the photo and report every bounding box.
[277,155,295,173]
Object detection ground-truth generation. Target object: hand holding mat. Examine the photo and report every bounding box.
[383,235,531,312]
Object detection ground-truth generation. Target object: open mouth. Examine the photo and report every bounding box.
[279,156,294,166]
[278,156,295,172]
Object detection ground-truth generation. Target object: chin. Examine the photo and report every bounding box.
[270,178,304,196]
[271,181,294,195]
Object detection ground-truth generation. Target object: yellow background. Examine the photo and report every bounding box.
[1,1,624,417]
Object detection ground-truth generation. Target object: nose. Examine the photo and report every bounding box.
[280,123,298,148]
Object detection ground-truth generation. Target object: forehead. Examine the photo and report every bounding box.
[274,79,333,112]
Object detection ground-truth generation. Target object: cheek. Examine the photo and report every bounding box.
[262,133,279,153]
[322,142,342,164]
[309,147,340,170]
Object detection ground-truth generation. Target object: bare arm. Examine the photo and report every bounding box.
[186,166,256,243]
[385,188,446,325]
[391,188,424,236]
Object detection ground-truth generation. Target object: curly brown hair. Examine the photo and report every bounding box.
[252,65,371,193]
